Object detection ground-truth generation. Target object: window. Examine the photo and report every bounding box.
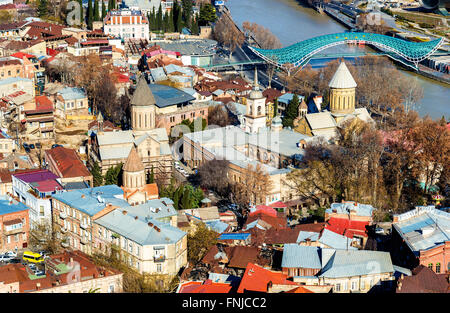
[136,245,140,256]
[428,263,433,271]
[343,282,347,291]
[39,206,45,217]
[436,263,441,273]
[351,281,357,291]
[129,242,133,254]
[335,283,340,292]
[157,263,162,273]
[108,285,114,293]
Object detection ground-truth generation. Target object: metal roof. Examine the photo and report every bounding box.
[281,244,322,269]
[0,196,28,215]
[326,202,376,217]
[218,233,250,240]
[296,231,320,243]
[318,228,357,250]
[95,209,186,246]
[319,249,394,278]
[148,83,195,108]
[52,185,128,217]
[328,61,357,89]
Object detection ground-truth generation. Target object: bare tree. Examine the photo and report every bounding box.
[197,159,230,196]
[214,13,244,60]
[207,104,230,127]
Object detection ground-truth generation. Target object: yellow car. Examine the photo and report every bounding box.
[22,251,44,264]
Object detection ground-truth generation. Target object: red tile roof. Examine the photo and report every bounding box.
[227,246,270,269]
[35,95,54,111]
[325,217,369,238]
[178,280,232,293]
[250,205,278,217]
[237,263,297,293]
[45,146,91,179]
[397,265,450,293]
[10,52,35,59]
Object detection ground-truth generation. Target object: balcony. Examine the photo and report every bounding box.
[80,237,88,245]
[80,222,88,230]
[4,228,24,236]
[153,255,166,263]
[59,211,67,219]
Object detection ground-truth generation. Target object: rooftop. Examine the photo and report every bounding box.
[237,263,297,293]
[148,83,195,108]
[45,146,91,178]
[328,61,357,89]
[0,195,28,216]
[326,201,376,217]
[281,244,322,269]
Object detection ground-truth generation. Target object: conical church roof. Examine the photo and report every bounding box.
[130,75,156,106]
[123,147,145,172]
[328,62,357,89]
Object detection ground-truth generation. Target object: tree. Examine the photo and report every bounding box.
[87,0,93,29]
[37,0,48,17]
[101,0,106,20]
[175,1,182,32]
[182,0,193,28]
[78,0,84,25]
[104,163,123,186]
[156,3,162,31]
[207,104,230,127]
[198,3,216,26]
[197,159,230,196]
[214,13,245,60]
[282,94,299,128]
[187,222,218,265]
[91,161,103,187]
[0,11,13,23]
[168,8,174,32]
[29,221,66,254]
[94,0,99,21]
[149,166,155,183]
[191,14,199,35]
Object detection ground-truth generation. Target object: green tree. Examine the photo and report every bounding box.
[149,166,155,183]
[104,163,123,186]
[187,222,218,265]
[174,1,182,32]
[163,11,169,32]
[78,0,84,25]
[181,0,193,28]
[168,8,174,32]
[101,0,106,20]
[273,98,278,118]
[282,94,299,128]
[191,14,199,35]
[156,3,162,31]
[91,161,103,187]
[198,3,216,26]
[37,0,48,17]
[87,0,94,29]
[94,0,100,21]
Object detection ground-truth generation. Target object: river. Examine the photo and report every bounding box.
[226,0,450,120]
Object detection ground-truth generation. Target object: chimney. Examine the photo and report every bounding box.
[148,222,153,227]
[122,210,127,215]
[354,202,357,206]
[36,283,41,290]
[134,216,138,220]
[70,257,73,263]
[81,194,85,198]
[314,220,317,224]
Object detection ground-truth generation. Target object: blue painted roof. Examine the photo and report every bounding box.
[326,202,376,217]
[296,231,320,243]
[281,244,322,269]
[318,229,357,250]
[319,249,394,278]
[58,87,86,101]
[52,185,128,217]
[95,209,186,246]
[120,199,177,222]
[218,233,250,240]
[148,83,195,108]
[0,77,32,85]
[205,220,229,233]
[0,196,28,215]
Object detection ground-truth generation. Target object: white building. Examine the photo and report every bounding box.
[12,170,64,226]
[103,9,150,40]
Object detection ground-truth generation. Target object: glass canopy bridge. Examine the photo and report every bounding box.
[248,32,445,74]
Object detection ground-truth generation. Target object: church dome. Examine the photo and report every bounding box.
[328,62,357,89]
[249,89,264,99]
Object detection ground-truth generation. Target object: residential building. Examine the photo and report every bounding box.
[103,9,150,40]
[392,205,450,274]
[177,280,232,293]
[0,250,123,293]
[54,87,89,118]
[44,146,93,188]
[0,77,34,97]
[93,206,187,275]
[12,169,63,225]
[22,95,55,143]
[282,245,396,293]
[155,39,217,67]
[0,130,13,154]
[52,185,129,255]
[0,194,29,252]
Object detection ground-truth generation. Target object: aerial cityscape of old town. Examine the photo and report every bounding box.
[0,0,448,297]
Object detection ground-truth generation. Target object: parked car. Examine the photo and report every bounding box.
[0,254,14,262]
[51,144,63,149]
[29,144,35,149]
[9,258,21,264]
[4,251,17,258]
[28,264,37,271]
[34,269,45,276]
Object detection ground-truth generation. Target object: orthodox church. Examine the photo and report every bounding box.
[294,61,373,140]
[89,75,173,183]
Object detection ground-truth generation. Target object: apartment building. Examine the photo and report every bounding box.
[12,169,63,225]
[0,195,29,252]
[103,9,149,40]
[54,87,89,118]
[22,95,55,143]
